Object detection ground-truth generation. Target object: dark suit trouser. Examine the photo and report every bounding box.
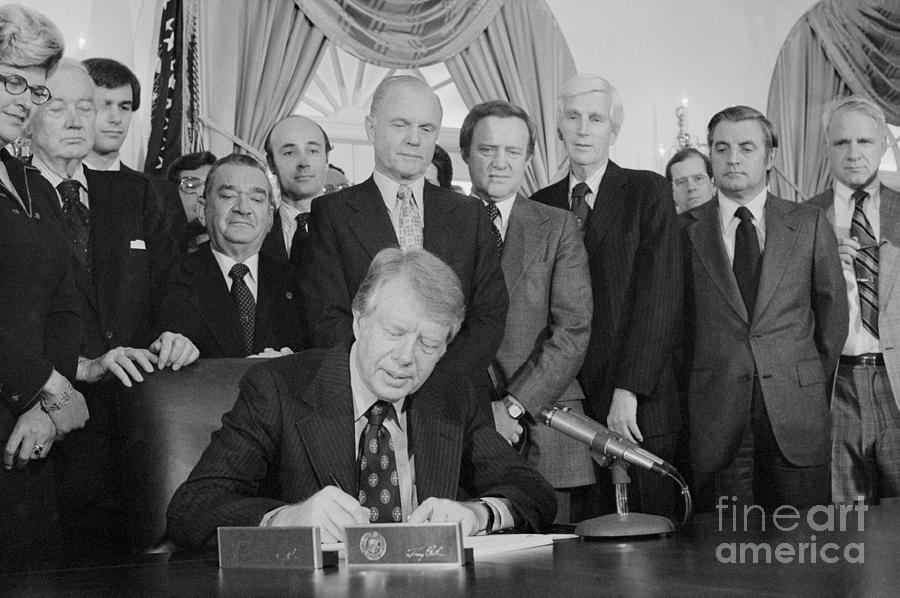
[832,363,900,504]
[694,377,829,513]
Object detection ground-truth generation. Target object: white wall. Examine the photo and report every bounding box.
[546,0,819,172]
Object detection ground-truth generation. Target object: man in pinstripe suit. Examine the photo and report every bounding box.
[531,75,683,520]
[166,248,555,548]
[809,96,900,504]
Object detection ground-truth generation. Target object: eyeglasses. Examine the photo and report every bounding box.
[179,176,205,194]
[0,73,52,105]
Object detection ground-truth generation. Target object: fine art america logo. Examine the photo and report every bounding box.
[714,497,866,564]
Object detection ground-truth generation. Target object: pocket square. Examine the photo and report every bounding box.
[130,239,146,250]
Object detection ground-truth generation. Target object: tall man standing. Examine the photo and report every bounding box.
[809,96,900,504]
[300,76,507,396]
[262,115,331,267]
[531,75,682,518]
[681,105,847,511]
[461,100,595,523]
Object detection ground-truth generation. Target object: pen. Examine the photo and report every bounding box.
[328,473,345,492]
[857,240,886,251]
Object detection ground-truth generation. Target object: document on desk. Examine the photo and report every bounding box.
[323,534,577,559]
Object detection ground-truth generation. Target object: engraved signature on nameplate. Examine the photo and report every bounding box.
[404,544,447,562]
[275,547,300,561]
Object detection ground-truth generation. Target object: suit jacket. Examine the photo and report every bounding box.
[165,344,556,548]
[120,163,189,254]
[0,149,80,416]
[680,194,848,473]
[531,162,682,438]
[492,195,594,487]
[157,243,307,357]
[261,212,290,264]
[48,167,183,357]
[299,177,508,392]
[809,184,900,412]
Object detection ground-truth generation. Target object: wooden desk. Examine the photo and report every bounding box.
[3,505,897,597]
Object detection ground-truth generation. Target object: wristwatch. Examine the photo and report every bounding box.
[503,396,525,420]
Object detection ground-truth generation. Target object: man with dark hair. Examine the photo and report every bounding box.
[462,100,594,523]
[158,154,306,357]
[261,115,332,268]
[299,76,508,399]
[167,247,554,548]
[531,74,682,520]
[680,105,847,511]
[82,56,188,251]
[166,151,217,252]
[809,96,900,504]
[425,144,453,189]
[665,147,715,213]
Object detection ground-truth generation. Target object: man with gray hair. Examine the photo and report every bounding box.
[809,96,900,504]
[167,247,555,548]
[300,75,507,399]
[531,74,682,520]
[157,153,307,357]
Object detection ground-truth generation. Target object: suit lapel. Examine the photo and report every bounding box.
[879,185,900,305]
[422,184,458,258]
[262,214,288,262]
[502,195,549,294]
[192,247,243,355]
[688,199,748,321]
[346,177,398,259]
[586,161,627,245]
[408,381,461,501]
[84,168,117,320]
[754,195,800,320]
[294,349,358,491]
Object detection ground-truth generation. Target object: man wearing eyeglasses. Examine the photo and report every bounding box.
[666,148,715,214]
[81,57,188,253]
[166,151,218,253]
[261,115,332,269]
[809,96,900,505]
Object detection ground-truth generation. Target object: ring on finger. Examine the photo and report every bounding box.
[32,444,43,457]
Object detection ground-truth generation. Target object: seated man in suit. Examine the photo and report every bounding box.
[261,115,331,268]
[159,153,306,357]
[82,57,188,251]
[300,75,508,398]
[460,100,595,524]
[680,105,847,512]
[808,96,900,504]
[167,247,555,547]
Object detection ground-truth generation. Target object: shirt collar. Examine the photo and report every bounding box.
[833,178,881,209]
[349,342,406,428]
[279,199,302,220]
[717,187,768,228]
[568,162,608,197]
[32,154,89,192]
[210,246,260,284]
[373,169,425,215]
[482,193,516,228]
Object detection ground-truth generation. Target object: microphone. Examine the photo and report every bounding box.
[539,405,676,476]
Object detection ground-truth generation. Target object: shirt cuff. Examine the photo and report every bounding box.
[480,496,514,532]
[259,505,290,527]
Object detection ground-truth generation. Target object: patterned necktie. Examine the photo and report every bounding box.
[289,211,309,266]
[228,263,256,355]
[397,184,423,250]
[571,182,592,231]
[733,206,761,318]
[482,201,503,259]
[357,400,402,523]
[58,179,91,273]
[850,189,879,337]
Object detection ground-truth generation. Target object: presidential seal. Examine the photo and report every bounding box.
[359,530,388,561]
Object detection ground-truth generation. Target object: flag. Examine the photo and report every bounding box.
[144,0,183,176]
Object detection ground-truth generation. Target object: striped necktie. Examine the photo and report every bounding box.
[850,189,879,337]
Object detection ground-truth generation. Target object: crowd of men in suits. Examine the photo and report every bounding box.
[4,2,899,562]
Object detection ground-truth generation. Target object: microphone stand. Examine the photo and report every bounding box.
[574,457,676,538]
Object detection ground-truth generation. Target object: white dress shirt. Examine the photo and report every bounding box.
[373,169,425,240]
[32,154,90,210]
[717,188,768,265]
[483,193,516,240]
[567,162,608,210]
[278,200,306,255]
[210,247,260,302]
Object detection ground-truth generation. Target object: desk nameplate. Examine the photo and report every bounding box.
[217,526,338,569]
[345,522,472,566]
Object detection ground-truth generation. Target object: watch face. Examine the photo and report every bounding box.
[507,403,524,419]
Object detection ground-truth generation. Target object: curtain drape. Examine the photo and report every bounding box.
[233,0,328,159]
[767,0,900,202]
[293,0,503,68]
[446,0,576,195]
